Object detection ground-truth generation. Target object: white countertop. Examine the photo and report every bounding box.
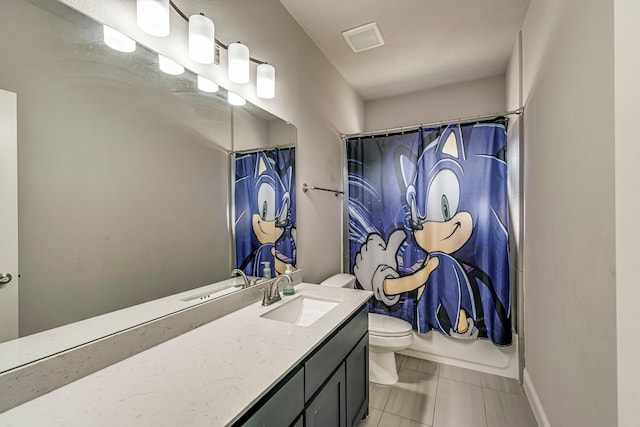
[0,276,249,374]
[0,283,372,426]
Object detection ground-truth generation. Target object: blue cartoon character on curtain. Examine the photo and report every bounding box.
[350,123,511,346]
[235,148,296,277]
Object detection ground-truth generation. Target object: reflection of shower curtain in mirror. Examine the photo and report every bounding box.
[234,148,296,277]
[347,121,512,346]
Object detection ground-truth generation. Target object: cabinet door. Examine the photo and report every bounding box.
[346,333,369,427]
[306,363,346,427]
[305,306,368,400]
[241,367,304,427]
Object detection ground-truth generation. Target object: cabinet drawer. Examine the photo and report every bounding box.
[242,367,304,427]
[305,305,368,401]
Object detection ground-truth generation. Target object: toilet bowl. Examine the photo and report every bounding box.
[320,273,414,385]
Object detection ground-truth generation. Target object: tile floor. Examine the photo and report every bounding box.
[360,355,538,427]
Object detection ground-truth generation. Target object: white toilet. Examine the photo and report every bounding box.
[321,273,414,385]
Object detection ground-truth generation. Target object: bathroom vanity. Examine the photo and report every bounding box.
[0,284,372,426]
[239,299,369,427]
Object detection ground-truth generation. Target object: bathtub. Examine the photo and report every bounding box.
[400,330,520,380]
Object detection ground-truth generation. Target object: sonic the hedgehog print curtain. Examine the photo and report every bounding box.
[348,121,512,346]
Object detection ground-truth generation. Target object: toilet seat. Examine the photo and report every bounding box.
[368,313,413,337]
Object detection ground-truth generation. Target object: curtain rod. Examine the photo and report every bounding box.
[231,144,296,155]
[341,108,524,140]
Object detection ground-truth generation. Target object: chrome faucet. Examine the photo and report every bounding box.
[262,274,291,306]
[231,268,251,289]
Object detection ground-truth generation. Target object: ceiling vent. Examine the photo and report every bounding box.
[342,22,385,53]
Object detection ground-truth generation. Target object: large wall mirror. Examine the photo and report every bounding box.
[0,0,296,371]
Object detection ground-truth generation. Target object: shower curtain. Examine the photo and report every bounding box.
[347,120,512,346]
[235,147,296,277]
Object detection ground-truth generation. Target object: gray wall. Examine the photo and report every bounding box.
[514,0,618,425]
[364,76,506,131]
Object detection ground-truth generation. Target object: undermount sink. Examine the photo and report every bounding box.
[260,295,341,327]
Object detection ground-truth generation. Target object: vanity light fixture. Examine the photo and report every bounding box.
[158,54,184,75]
[189,14,215,64]
[137,0,170,37]
[228,92,246,106]
[256,63,275,99]
[135,1,276,99]
[197,75,219,93]
[103,25,136,53]
[228,42,250,84]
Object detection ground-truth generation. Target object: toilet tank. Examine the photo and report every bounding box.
[320,273,356,288]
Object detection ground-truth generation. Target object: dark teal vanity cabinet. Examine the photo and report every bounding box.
[238,304,369,427]
[345,333,369,426]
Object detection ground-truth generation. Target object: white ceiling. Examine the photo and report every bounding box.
[279,0,530,101]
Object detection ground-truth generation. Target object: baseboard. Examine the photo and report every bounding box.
[523,368,551,427]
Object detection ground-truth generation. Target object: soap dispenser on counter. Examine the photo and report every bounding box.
[282,264,295,296]
[261,262,272,280]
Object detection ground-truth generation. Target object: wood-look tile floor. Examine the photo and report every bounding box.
[360,355,538,427]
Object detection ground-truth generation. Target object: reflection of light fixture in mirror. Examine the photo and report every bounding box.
[228,42,250,84]
[228,92,246,106]
[103,25,136,53]
[256,63,275,99]
[197,75,219,93]
[137,0,170,37]
[189,14,215,64]
[158,54,184,75]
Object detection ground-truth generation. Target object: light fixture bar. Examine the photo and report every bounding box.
[152,1,276,99]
